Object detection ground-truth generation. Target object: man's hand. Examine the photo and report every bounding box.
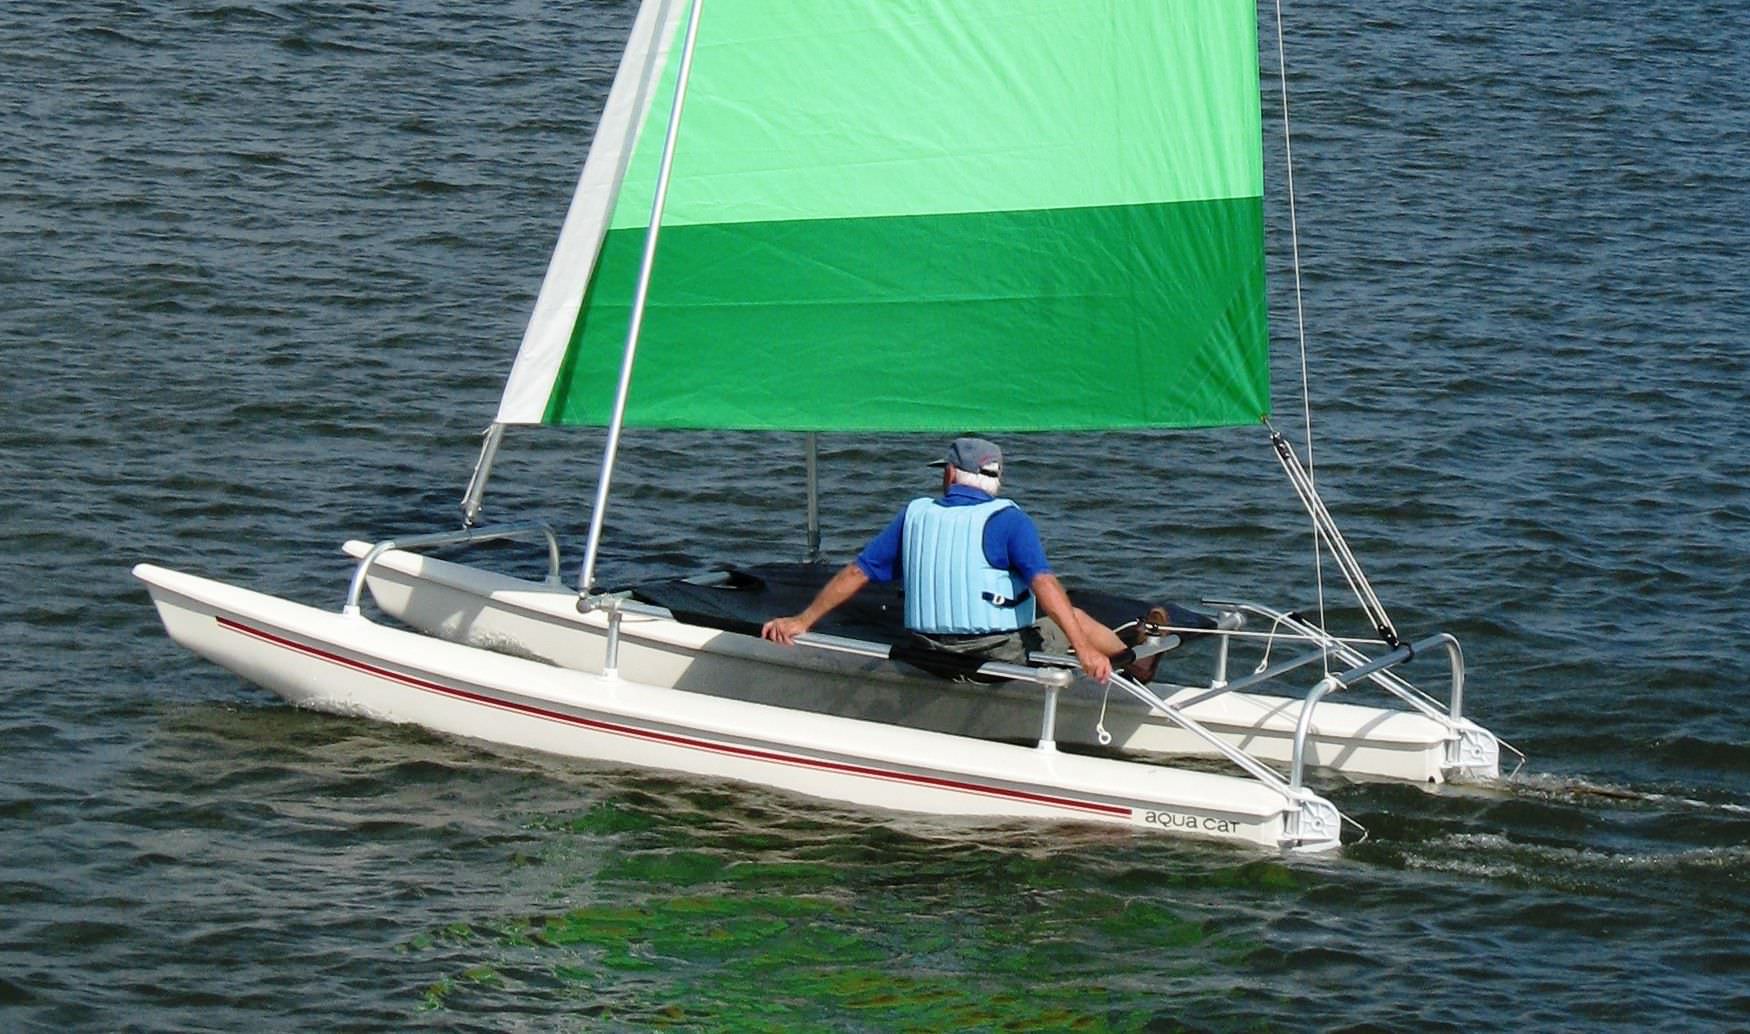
[761,615,811,646]
[760,563,870,648]
[1029,572,1117,684]
[1079,649,1113,684]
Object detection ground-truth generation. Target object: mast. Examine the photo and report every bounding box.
[804,432,821,562]
[577,0,706,596]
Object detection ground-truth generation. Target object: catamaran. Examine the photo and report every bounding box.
[136,0,1513,852]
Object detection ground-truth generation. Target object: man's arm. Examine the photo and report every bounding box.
[760,563,870,646]
[1029,573,1113,683]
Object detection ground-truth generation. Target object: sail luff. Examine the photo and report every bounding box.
[495,0,688,425]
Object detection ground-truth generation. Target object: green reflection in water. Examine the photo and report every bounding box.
[408,799,1274,1029]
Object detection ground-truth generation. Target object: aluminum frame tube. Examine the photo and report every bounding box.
[574,598,1079,690]
[1106,673,1298,799]
[343,520,563,615]
[1166,643,1333,711]
[578,0,707,597]
[1217,600,1464,729]
[1037,683,1060,752]
[1288,676,1339,791]
[459,423,506,528]
[1287,633,1463,789]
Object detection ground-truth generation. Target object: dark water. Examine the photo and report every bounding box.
[4,0,1748,1029]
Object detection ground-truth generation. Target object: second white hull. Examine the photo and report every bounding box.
[343,543,1497,784]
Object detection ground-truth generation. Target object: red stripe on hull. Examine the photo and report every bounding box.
[215,616,1131,819]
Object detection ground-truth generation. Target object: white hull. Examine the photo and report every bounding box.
[342,542,1498,785]
[135,563,1343,851]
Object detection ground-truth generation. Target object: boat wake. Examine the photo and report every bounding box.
[1337,765,1750,909]
[1504,770,1750,816]
[1392,831,1750,894]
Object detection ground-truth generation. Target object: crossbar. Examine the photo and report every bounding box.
[343,521,563,616]
[1203,600,1465,726]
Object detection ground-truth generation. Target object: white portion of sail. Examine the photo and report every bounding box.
[495,0,685,425]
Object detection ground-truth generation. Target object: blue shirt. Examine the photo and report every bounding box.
[855,485,1052,585]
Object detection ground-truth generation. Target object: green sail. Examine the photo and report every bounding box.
[530,0,1267,431]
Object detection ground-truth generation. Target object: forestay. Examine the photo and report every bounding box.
[497,0,1270,433]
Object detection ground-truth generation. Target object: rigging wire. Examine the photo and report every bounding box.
[1272,0,1329,675]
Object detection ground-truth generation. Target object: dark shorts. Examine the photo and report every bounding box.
[911,617,1072,666]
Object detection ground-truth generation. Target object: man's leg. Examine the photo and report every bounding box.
[1069,608,1126,657]
[1034,609,1126,659]
[1046,607,1166,682]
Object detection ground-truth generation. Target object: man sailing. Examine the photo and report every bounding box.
[761,436,1163,683]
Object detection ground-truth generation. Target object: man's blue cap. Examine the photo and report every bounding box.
[930,436,1002,477]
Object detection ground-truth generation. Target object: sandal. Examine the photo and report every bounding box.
[1121,606,1170,683]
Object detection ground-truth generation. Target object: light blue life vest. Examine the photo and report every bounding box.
[901,497,1037,634]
